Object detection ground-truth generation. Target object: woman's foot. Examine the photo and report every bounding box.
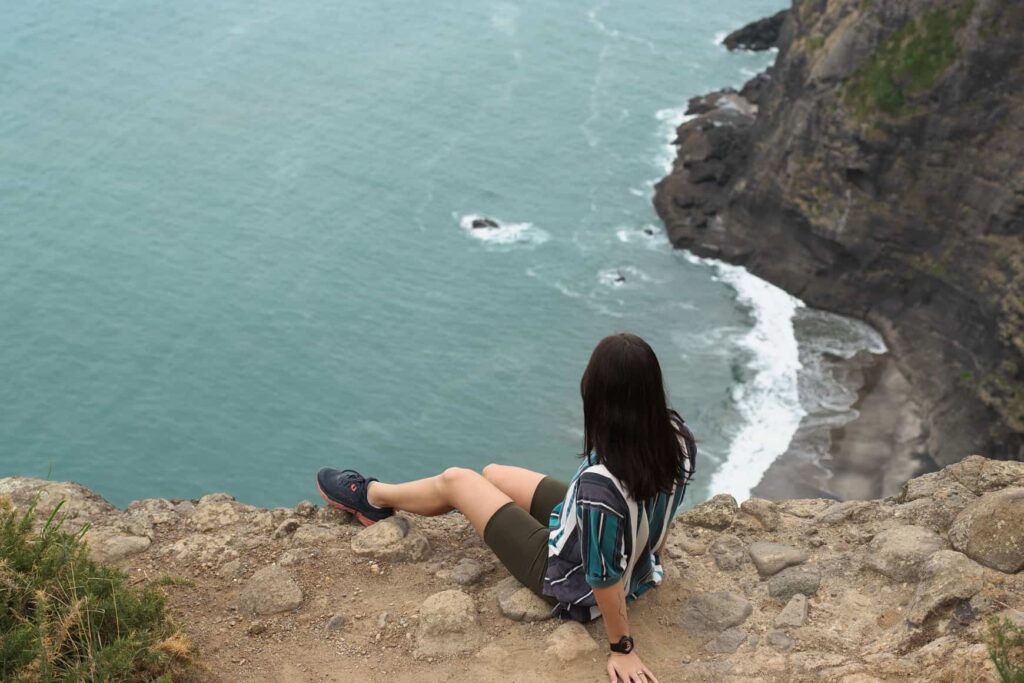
[316,468,395,526]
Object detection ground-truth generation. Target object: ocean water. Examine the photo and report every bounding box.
[2,0,871,509]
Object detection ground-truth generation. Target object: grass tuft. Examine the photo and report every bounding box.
[0,498,194,681]
[989,617,1024,683]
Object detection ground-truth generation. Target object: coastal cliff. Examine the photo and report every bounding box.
[654,0,1024,470]
[3,456,1023,681]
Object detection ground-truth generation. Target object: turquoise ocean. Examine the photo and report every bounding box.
[4,0,878,509]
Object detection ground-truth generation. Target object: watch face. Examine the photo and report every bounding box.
[622,639,632,653]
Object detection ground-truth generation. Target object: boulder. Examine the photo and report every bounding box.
[740,498,782,530]
[709,534,747,570]
[722,9,788,51]
[679,592,752,636]
[545,622,599,662]
[948,488,1024,573]
[239,565,303,617]
[748,542,808,577]
[768,565,821,601]
[494,577,552,622]
[942,456,1024,495]
[0,477,117,530]
[864,525,946,582]
[415,590,481,657]
[774,593,808,628]
[351,516,430,562]
[892,482,976,532]
[908,550,985,624]
[680,494,738,530]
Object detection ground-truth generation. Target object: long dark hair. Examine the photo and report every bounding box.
[580,332,687,501]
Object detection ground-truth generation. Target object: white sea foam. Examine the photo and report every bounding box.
[597,265,655,288]
[615,224,669,248]
[654,106,694,175]
[458,214,550,247]
[712,30,729,46]
[682,252,807,500]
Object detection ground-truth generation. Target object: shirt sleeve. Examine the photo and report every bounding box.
[574,474,629,588]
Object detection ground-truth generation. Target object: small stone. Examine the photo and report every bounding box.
[740,498,782,530]
[247,621,267,636]
[766,629,795,650]
[705,628,747,654]
[377,612,389,628]
[273,518,301,539]
[545,622,599,662]
[774,593,808,628]
[679,536,708,556]
[416,590,482,657]
[709,534,747,570]
[748,542,808,577]
[679,592,752,636]
[294,500,317,518]
[217,559,243,579]
[864,525,946,582]
[680,494,738,530]
[768,565,821,601]
[352,516,430,562]
[948,487,1024,573]
[325,614,348,634]
[494,577,552,622]
[239,565,303,617]
[449,558,488,586]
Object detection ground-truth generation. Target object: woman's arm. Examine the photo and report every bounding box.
[593,583,659,683]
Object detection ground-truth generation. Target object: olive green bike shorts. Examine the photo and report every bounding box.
[482,476,568,598]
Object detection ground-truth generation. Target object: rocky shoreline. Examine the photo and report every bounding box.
[654,0,1024,474]
[3,455,1023,681]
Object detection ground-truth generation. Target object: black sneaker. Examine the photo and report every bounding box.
[316,467,394,526]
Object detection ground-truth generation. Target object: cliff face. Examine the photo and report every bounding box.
[655,0,1024,468]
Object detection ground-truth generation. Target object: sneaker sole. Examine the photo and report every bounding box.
[315,480,379,527]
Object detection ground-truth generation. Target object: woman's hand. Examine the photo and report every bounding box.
[606,651,659,683]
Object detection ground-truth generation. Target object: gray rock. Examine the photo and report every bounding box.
[325,613,348,634]
[217,558,243,578]
[0,477,117,531]
[679,591,752,636]
[86,532,152,564]
[273,518,301,539]
[892,483,977,533]
[948,488,1024,573]
[494,576,553,622]
[908,550,986,624]
[766,629,795,650]
[814,500,890,526]
[705,628,747,654]
[748,542,808,577]
[416,590,481,657]
[239,565,303,617]
[680,494,738,530]
[545,622,599,662]
[377,611,389,628]
[351,516,430,562]
[679,535,708,556]
[740,497,782,530]
[710,534,748,570]
[443,558,489,586]
[776,499,833,519]
[864,525,946,582]
[774,593,808,628]
[937,456,1024,496]
[768,565,821,601]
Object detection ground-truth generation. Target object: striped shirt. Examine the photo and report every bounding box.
[543,411,697,622]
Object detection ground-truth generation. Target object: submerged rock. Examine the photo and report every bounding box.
[470,217,499,229]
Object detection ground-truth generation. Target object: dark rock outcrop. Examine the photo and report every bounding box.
[722,10,789,51]
[655,0,1024,468]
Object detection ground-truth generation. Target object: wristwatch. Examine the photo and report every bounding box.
[609,635,634,654]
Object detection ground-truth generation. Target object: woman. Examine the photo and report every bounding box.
[317,333,697,683]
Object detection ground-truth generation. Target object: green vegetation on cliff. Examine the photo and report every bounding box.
[844,2,975,117]
[0,499,193,682]
[989,617,1024,683]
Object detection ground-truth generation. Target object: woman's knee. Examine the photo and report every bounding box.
[439,466,476,489]
[482,463,502,481]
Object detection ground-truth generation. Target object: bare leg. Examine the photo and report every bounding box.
[367,467,513,537]
[481,463,546,513]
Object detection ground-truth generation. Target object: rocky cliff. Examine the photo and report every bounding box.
[2,455,1023,682]
[654,0,1024,469]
